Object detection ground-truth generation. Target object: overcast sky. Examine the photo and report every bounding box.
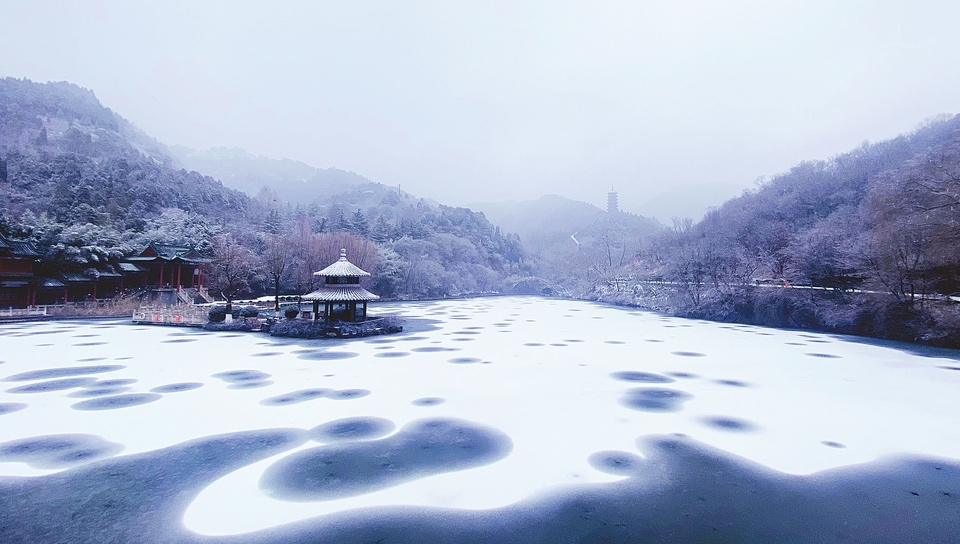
[3,1,960,215]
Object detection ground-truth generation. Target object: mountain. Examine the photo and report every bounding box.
[614,114,960,346]
[0,77,524,301]
[0,78,173,165]
[634,182,746,224]
[169,146,371,204]
[469,194,662,252]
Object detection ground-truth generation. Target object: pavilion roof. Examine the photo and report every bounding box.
[313,249,371,277]
[301,285,380,302]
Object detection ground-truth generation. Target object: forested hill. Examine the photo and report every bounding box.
[0,77,524,299]
[169,145,371,204]
[611,115,960,346]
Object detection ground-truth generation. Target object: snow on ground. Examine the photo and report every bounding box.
[0,296,958,536]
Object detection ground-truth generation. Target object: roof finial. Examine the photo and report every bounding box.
[340,248,347,260]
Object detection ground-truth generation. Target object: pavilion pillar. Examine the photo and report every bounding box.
[313,300,319,322]
[177,265,182,290]
[158,263,164,288]
[92,282,97,301]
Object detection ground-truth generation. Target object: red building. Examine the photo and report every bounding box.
[123,243,212,304]
[0,233,40,307]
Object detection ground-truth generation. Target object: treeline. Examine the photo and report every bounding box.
[0,78,525,300]
[580,115,960,346]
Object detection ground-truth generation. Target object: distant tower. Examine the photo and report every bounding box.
[607,186,619,214]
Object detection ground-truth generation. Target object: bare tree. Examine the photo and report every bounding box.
[262,234,290,310]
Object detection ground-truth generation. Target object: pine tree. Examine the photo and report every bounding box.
[351,209,369,236]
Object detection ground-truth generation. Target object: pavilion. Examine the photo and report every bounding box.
[302,249,379,322]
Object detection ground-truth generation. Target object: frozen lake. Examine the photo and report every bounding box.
[1,296,959,542]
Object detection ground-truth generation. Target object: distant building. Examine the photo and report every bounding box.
[302,249,379,322]
[0,233,40,307]
[607,187,619,213]
[122,243,213,304]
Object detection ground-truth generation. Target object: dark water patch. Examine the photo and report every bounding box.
[73,342,108,347]
[645,339,664,343]
[260,417,513,501]
[666,372,699,379]
[822,441,846,448]
[4,365,126,382]
[161,338,197,344]
[375,351,411,358]
[367,338,397,344]
[451,338,475,342]
[493,323,511,327]
[398,336,429,342]
[611,371,675,384]
[374,346,394,350]
[6,377,98,393]
[550,343,568,347]
[212,370,271,383]
[72,334,100,338]
[0,402,27,415]
[524,343,545,347]
[671,351,706,357]
[588,450,644,476]
[620,388,693,412]
[261,389,333,406]
[71,393,162,411]
[114,357,133,360]
[89,379,137,387]
[605,340,626,344]
[453,331,480,335]
[0,434,124,469]
[329,389,370,400]
[297,351,361,361]
[805,353,841,359]
[701,416,758,432]
[464,327,484,330]
[150,382,203,393]
[76,357,107,362]
[228,380,274,389]
[785,342,806,346]
[35,344,54,347]
[937,366,960,371]
[448,357,481,364]
[310,417,395,443]
[808,339,832,344]
[412,346,461,353]
[715,379,750,387]
[251,352,283,357]
[450,317,471,320]
[564,339,584,343]
[67,386,133,398]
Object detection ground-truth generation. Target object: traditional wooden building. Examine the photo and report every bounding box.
[302,249,379,322]
[0,233,40,307]
[122,243,213,304]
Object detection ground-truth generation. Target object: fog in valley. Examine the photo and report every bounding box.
[3,2,960,217]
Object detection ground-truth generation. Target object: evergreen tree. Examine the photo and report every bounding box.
[351,209,369,236]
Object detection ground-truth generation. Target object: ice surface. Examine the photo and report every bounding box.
[0,298,958,537]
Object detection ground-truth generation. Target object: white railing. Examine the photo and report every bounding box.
[0,307,48,318]
[132,306,207,326]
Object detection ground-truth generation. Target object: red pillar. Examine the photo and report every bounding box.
[158,263,165,288]
[176,265,182,290]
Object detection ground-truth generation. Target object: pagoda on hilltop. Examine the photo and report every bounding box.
[302,249,380,322]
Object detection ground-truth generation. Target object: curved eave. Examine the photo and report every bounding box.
[314,260,371,277]
[302,286,380,301]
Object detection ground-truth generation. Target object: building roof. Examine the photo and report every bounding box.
[127,243,210,264]
[38,277,67,288]
[118,262,147,273]
[61,273,93,283]
[301,285,380,302]
[0,233,40,258]
[313,249,371,278]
